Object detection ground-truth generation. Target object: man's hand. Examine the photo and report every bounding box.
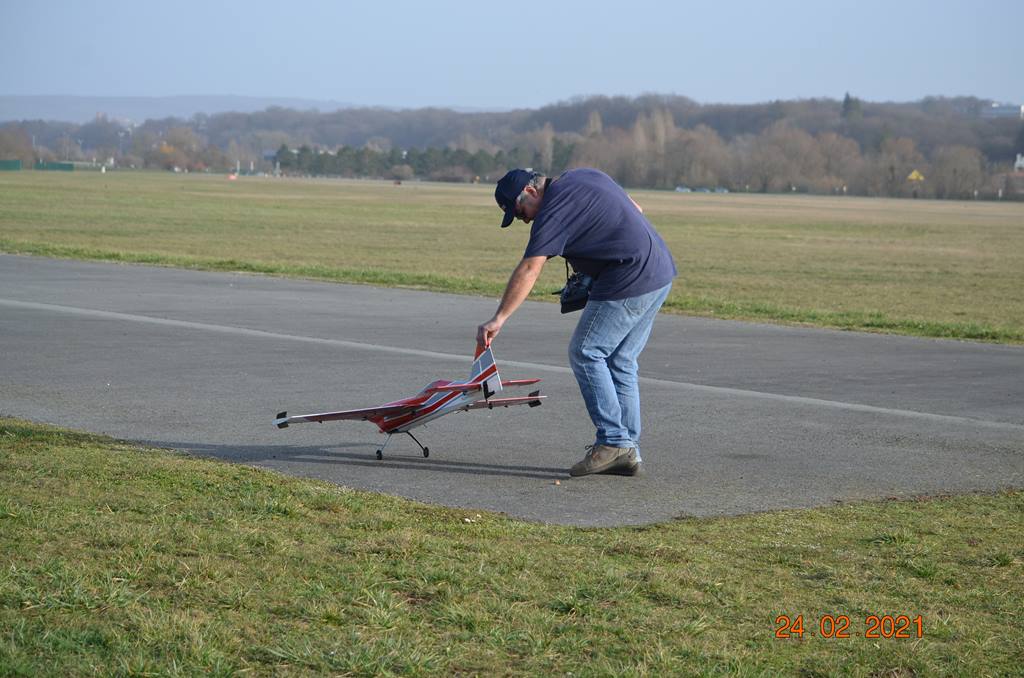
[477,316,504,348]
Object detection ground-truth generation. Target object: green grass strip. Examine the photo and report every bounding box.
[3,239,1020,344]
[663,296,1024,343]
[2,418,1022,675]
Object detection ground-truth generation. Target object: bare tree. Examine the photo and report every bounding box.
[532,123,555,174]
[931,145,984,199]
[817,132,862,191]
[668,124,728,188]
[766,122,826,191]
[732,122,825,192]
[0,127,35,164]
[625,113,651,187]
[857,137,926,197]
[646,107,676,187]
[741,134,788,192]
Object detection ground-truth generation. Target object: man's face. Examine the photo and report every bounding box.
[514,185,542,224]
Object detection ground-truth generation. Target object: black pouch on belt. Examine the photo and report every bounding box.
[554,260,593,314]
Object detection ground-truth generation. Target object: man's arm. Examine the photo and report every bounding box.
[476,255,547,347]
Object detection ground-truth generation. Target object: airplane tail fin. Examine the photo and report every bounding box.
[470,345,502,397]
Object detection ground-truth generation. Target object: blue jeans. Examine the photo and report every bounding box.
[568,283,672,459]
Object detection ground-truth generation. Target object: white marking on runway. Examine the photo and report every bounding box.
[4,297,1023,433]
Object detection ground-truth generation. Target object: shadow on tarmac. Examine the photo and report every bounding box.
[143,441,569,480]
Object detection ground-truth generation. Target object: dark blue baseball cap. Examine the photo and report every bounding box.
[495,169,535,228]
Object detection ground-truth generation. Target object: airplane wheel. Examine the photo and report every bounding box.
[422,447,430,458]
[376,450,383,460]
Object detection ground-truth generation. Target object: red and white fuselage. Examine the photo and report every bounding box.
[273,346,543,436]
[361,347,505,434]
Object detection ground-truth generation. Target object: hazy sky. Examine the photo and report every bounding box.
[1,0,1020,109]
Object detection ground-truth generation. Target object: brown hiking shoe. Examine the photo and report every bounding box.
[569,445,641,477]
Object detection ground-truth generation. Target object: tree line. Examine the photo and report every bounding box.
[2,94,1022,199]
[273,140,573,184]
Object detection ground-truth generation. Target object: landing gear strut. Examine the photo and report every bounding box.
[406,431,429,458]
[375,434,392,460]
[375,431,429,459]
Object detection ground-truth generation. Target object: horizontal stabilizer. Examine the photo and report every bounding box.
[425,377,541,395]
[502,379,542,387]
[462,393,546,411]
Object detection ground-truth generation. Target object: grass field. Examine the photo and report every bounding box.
[1,171,1022,342]
[2,172,1023,674]
[2,418,1022,676]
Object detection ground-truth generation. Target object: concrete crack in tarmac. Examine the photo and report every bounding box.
[4,297,1021,435]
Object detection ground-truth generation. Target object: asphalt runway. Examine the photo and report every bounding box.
[2,254,1022,526]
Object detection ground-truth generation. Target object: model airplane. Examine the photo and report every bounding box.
[273,345,544,459]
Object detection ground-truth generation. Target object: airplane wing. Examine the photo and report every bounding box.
[274,404,418,428]
[460,391,545,411]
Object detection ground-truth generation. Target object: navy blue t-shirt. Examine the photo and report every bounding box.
[524,168,677,301]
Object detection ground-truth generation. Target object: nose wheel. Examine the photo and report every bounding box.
[376,433,393,460]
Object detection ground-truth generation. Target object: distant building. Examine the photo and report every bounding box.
[1015,154,1024,172]
[979,102,1024,120]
